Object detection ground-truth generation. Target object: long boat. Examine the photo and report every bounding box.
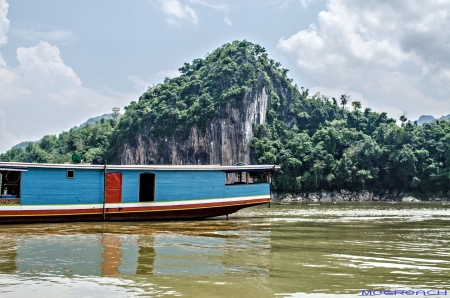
[0,162,278,224]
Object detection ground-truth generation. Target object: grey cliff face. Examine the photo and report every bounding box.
[118,87,269,166]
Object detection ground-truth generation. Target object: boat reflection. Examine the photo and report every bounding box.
[101,235,122,276]
[0,221,271,278]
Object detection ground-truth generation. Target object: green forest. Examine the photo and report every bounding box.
[1,40,449,198]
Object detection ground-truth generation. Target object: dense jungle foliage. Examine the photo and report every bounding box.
[252,97,450,197]
[1,40,449,197]
[0,118,117,165]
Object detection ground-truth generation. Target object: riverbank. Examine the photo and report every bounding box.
[272,189,450,203]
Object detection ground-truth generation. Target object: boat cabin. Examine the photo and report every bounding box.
[0,162,276,206]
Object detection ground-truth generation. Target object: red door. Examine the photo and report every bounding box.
[105,172,122,203]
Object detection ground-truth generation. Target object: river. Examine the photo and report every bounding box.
[0,203,449,297]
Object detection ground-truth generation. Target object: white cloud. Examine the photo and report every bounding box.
[278,0,450,120]
[166,18,181,26]
[299,0,315,7]
[156,0,233,26]
[309,86,369,107]
[129,69,181,91]
[0,67,30,100]
[267,0,292,9]
[0,1,139,153]
[188,0,231,11]
[268,0,316,9]
[10,28,77,43]
[159,0,198,25]
[0,109,21,148]
[17,41,81,86]
[157,69,181,78]
[0,0,8,46]
[129,75,151,91]
[0,42,138,152]
[223,17,232,26]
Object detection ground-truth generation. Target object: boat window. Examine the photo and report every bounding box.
[67,170,75,178]
[0,171,21,202]
[139,173,155,202]
[225,171,271,185]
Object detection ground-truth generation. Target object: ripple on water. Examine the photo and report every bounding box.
[257,205,450,223]
[0,203,449,297]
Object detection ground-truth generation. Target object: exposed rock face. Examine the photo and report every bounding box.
[118,88,269,165]
[320,190,333,202]
[276,189,428,203]
[402,196,421,202]
[353,190,374,201]
[279,189,379,202]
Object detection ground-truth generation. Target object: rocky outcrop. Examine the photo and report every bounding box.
[118,87,269,166]
[353,190,374,201]
[402,196,421,202]
[275,189,450,202]
[276,189,422,202]
[272,188,450,203]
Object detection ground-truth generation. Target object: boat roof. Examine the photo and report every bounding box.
[0,162,280,172]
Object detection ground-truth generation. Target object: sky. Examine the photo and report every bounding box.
[0,0,449,152]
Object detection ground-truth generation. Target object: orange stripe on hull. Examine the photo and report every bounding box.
[0,198,270,223]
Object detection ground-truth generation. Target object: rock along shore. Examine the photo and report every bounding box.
[272,189,450,203]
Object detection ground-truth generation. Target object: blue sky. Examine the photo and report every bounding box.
[0,0,449,152]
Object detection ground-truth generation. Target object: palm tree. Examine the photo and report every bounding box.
[399,112,408,126]
[352,101,362,130]
[340,94,349,110]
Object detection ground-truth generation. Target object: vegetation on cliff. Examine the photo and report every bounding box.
[1,40,449,197]
[108,40,285,156]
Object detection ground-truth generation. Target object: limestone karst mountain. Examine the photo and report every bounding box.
[414,114,450,125]
[111,41,274,166]
[2,40,449,197]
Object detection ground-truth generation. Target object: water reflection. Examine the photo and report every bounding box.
[0,221,271,279]
[0,204,449,297]
[101,235,122,276]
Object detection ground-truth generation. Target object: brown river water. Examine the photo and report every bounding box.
[0,203,449,297]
